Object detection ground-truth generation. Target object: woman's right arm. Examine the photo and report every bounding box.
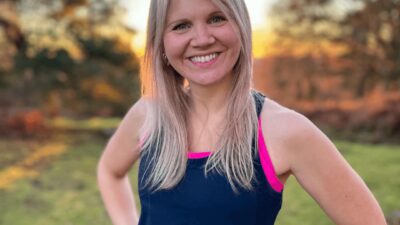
[97,98,148,225]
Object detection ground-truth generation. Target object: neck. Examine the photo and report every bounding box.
[187,74,233,117]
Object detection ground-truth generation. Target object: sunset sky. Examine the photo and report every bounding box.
[120,0,278,58]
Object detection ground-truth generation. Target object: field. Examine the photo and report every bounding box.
[0,133,399,225]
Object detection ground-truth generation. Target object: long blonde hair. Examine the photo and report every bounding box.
[139,0,258,193]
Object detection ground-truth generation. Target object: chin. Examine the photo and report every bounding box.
[192,77,228,87]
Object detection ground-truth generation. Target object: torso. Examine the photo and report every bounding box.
[137,91,283,225]
[186,96,293,185]
[135,93,293,186]
[187,115,225,153]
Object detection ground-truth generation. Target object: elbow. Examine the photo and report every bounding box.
[96,153,126,185]
[96,153,115,185]
[96,156,107,185]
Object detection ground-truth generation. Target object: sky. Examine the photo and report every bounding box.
[120,0,278,57]
[121,0,277,32]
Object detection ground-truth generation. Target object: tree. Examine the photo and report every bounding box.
[338,0,400,96]
[269,0,400,97]
[0,0,140,117]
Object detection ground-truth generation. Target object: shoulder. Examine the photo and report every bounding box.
[259,96,332,172]
[260,96,316,143]
[113,96,151,143]
[124,96,149,124]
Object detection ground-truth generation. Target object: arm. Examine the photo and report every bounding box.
[283,111,387,225]
[97,98,147,225]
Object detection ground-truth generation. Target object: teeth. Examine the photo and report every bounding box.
[190,53,218,63]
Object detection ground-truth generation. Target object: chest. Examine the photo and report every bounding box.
[137,155,282,225]
[187,120,224,152]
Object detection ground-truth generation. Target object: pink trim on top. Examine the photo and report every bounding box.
[138,132,149,148]
[258,118,284,193]
[187,151,212,159]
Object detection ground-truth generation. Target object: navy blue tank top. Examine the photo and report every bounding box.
[138,91,283,225]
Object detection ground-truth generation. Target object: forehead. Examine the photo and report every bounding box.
[166,0,223,21]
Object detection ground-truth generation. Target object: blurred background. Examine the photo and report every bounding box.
[0,0,399,224]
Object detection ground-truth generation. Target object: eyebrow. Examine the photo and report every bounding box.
[165,10,225,29]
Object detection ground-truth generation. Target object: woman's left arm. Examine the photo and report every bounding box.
[285,112,387,225]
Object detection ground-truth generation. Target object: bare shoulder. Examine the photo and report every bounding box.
[259,96,329,176]
[126,96,150,120]
[114,96,150,141]
[260,96,318,146]
[123,97,150,129]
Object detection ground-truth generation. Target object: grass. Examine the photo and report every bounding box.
[46,117,121,132]
[0,134,111,225]
[0,134,399,225]
[0,139,41,170]
[275,140,400,225]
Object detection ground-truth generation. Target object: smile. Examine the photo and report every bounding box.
[189,53,220,64]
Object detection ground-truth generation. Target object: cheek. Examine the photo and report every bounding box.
[217,26,241,54]
[163,35,186,59]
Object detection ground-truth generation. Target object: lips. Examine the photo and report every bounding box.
[189,52,220,63]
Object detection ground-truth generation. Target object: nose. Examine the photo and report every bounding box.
[190,24,215,47]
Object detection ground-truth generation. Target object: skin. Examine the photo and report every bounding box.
[97,99,145,225]
[163,0,241,151]
[97,0,387,224]
[259,99,387,224]
[163,0,240,88]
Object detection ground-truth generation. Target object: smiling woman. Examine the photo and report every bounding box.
[97,0,387,225]
[163,0,241,87]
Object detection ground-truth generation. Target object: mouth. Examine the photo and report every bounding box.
[189,52,220,64]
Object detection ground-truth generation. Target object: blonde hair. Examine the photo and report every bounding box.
[140,0,258,193]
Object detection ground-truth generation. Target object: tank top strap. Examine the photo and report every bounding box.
[251,89,265,118]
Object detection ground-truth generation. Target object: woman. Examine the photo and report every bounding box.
[97,0,387,224]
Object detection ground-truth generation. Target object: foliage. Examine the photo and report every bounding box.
[269,0,400,97]
[290,88,400,143]
[0,0,141,118]
[338,0,400,96]
[6,110,48,137]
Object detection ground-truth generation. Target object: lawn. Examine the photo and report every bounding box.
[0,133,399,225]
[275,140,400,225]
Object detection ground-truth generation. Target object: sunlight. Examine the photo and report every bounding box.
[0,143,67,189]
[131,32,146,58]
[252,28,275,58]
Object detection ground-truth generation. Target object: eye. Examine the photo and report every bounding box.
[209,15,227,24]
[172,22,191,31]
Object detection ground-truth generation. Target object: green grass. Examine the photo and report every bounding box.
[0,134,111,225]
[0,134,399,225]
[46,117,121,132]
[0,139,41,170]
[275,141,400,225]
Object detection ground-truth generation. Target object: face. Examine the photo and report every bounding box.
[163,0,241,88]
